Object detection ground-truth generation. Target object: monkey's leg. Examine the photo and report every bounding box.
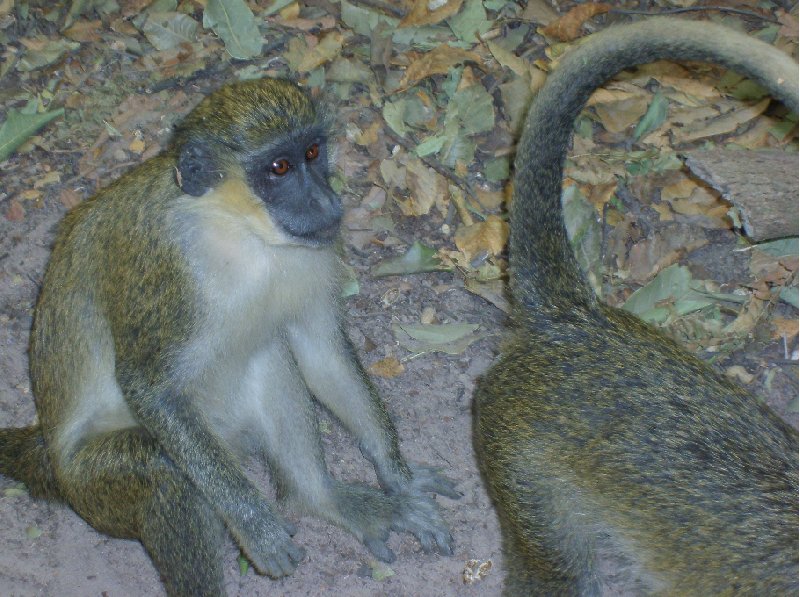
[57,429,226,597]
[249,342,446,561]
[286,316,460,559]
[287,306,459,500]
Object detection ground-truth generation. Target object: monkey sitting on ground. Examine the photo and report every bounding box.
[472,18,799,596]
[0,78,459,596]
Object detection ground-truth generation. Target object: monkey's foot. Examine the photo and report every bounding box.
[233,510,306,578]
[390,492,454,556]
[407,464,462,499]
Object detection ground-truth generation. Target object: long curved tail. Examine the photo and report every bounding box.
[510,18,798,316]
[0,425,62,500]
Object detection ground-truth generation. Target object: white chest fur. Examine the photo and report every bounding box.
[169,182,342,445]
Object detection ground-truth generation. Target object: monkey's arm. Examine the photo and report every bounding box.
[104,232,305,578]
[117,365,305,577]
[287,305,460,499]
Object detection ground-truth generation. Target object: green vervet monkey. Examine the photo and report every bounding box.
[473,18,799,596]
[0,78,458,597]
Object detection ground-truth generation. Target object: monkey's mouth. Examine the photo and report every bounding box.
[286,218,341,247]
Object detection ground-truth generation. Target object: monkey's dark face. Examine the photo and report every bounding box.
[244,133,343,246]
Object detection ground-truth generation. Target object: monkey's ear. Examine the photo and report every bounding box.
[176,141,217,197]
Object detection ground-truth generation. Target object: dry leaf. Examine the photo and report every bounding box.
[368,357,405,378]
[5,200,25,221]
[542,3,611,42]
[129,138,146,154]
[725,365,755,385]
[772,317,799,341]
[398,45,482,90]
[521,0,559,25]
[60,189,83,209]
[398,158,449,216]
[778,11,799,42]
[400,0,463,27]
[63,20,103,42]
[724,294,766,335]
[455,215,509,261]
[672,98,771,144]
[355,121,381,146]
[594,96,650,134]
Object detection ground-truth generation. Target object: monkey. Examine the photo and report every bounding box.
[472,17,799,596]
[0,78,460,597]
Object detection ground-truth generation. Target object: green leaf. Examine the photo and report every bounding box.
[624,264,692,321]
[142,12,198,51]
[341,0,398,36]
[485,156,509,181]
[562,186,601,294]
[204,0,263,60]
[392,323,483,355]
[3,484,27,498]
[369,561,395,582]
[17,39,80,72]
[340,264,360,298]
[382,99,410,137]
[755,238,798,257]
[448,85,494,136]
[780,287,798,308]
[415,134,446,157]
[263,0,295,16]
[0,107,65,162]
[373,241,448,277]
[633,92,668,142]
[447,0,490,43]
[26,525,43,539]
[237,554,249,576]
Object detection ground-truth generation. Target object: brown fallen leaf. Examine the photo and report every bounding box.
[397,45,482,90]
[542,3,611,42]
[5,199,25,221]
[400,0,463,27]
[771,317,799,342]
[368,357,405,378]
[60,189,83,209]
[672,98,771,144]
[63,19,103,43]
[455,215,509,262]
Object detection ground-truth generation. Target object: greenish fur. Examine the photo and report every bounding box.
[0,78,457,597]
[473,18,799,596]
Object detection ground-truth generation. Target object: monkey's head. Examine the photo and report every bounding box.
[172,78,342,246]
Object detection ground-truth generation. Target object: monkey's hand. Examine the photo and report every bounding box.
[391,492,454,556]
[406,464,462,500]
[233,508,306,578]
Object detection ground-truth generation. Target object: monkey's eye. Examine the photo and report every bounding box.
[305,143,320,161]
[271,159,291,176]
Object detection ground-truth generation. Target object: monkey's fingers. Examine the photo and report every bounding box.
[391,495,455,556]
[364,537,397,563]
[409,464,463,499]
[255,541,306,578]
[282,519,298,536]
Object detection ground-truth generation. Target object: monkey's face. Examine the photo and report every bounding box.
[244,133,342,246]
[173,78,342,248]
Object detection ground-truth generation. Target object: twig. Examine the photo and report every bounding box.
[371,108,477,200]
[346,0,405,19]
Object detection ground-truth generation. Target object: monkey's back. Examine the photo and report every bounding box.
[29,157,192,464]
[473,306,799,595]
